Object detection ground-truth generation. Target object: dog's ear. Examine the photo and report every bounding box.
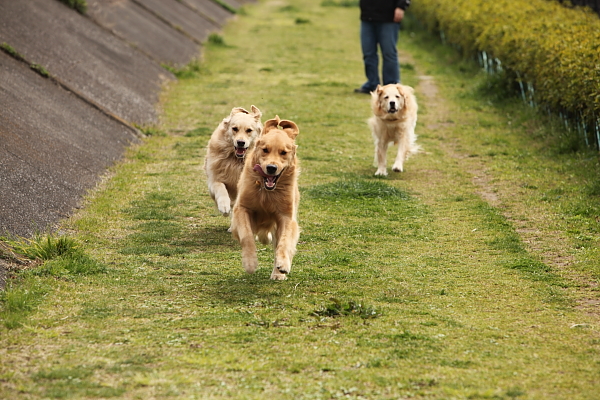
[279,120,299,140]
[371,85,382,105]
[371,86,384,114]
[250,105,262,121]
[251,106,264,135]
[263,115,281,135]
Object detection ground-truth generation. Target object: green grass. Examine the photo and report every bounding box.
[1,0,600,398]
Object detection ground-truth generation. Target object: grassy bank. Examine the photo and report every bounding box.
[1,0,599,399]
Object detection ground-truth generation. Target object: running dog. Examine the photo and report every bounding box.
[368,84,419,176]
[204,106,262,218]
[231,116,300,280]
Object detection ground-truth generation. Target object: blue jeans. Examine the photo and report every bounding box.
[360,21,400,92]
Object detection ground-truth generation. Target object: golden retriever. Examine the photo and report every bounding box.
[204,106,262,218]
[368,84,419,176]
[231,116,300,280]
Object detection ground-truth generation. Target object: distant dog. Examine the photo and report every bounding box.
[204,106,262,218]
[368,84,419,176]
[231,116,300,280]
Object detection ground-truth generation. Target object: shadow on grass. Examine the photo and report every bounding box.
[205,272,291,305]
[120,223,235,256]
[190,226,236,251]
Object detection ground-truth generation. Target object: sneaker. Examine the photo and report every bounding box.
[353,87,371,94]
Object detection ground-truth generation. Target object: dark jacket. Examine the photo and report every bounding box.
[360,0,411,22]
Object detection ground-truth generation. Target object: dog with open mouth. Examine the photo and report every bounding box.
[231,116,301,280]
[368,84,420,176]
[204,106,262,219]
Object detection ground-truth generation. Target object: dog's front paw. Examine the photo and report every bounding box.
[275,257,291,275]
[271,256,290,280]
[242,257,258,274]
[217,200,231,216]
[375,168,388,176]
[270,270,288,280]
[392,165,404,173]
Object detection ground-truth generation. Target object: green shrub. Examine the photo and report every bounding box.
[410,0,600,147]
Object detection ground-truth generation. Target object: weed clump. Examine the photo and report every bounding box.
[0,43,26,62]
[208,33,226,47]
[163,60,206,80]
[30,63,49,78]
[312,298,380,319]
[8,234,78,260]
[58,0,87,14]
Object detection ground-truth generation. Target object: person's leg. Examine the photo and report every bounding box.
[378,22,400,84]
[359,21,380,92]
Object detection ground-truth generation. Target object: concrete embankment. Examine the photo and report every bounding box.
[0,0,254,238]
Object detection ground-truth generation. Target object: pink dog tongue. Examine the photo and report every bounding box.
[253,164,267,177]
[253,164,277,188]
[236,147,246,156]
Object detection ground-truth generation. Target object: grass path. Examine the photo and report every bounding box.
[1,1,600,399]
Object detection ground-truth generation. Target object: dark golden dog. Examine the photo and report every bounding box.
[231,116,300,280]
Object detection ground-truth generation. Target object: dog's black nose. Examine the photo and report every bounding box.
[389,101,395,108]
[266,164,278,175]
[236,140,246,148]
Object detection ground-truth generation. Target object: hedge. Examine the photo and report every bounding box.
[410,0,600,146]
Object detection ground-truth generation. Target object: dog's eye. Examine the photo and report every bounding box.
[280,151,287,156]
[232,127,239,132]
[262,148,269,153]
[384,95,389,99]
[246,129,253,133]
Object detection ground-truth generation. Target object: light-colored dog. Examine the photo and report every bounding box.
[368,84,419,176]
[204,106,262,218]
[231,116,300,280]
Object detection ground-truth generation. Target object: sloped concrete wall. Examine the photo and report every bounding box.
[0,0,252,237]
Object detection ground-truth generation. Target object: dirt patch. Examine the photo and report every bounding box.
[0,242,40,291]
[416,75,438,100]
